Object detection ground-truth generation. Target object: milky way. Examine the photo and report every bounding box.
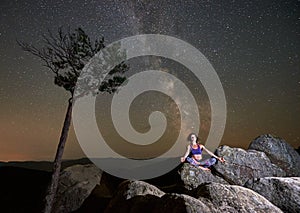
[0,0,299,161]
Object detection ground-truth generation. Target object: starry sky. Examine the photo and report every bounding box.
[0,0,299,161]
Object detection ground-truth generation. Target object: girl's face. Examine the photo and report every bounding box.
[190,134,197,142]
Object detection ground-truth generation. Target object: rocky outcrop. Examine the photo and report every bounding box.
[196,182,283,213]
[213,145,285,186]
[249,134,300,176]
[245,177,300,213]
[53,164,103,213]
[180,163,228,190]
[51,135,299,212]
[106,193,215,213]
[105,180,283,213]
[105,180,215,213]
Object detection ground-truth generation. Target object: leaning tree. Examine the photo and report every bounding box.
[18,27,128,213]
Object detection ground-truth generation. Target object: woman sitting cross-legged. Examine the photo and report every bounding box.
[180,133,225,171]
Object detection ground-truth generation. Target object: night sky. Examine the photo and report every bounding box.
[0,0,299,161]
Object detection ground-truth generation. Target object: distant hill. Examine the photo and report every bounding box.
[0,158,92,172]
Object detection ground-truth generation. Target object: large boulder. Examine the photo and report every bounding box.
[105,180,165,212]
[249,134,300,176]
[245,177,300,213]
[105,180,215,213]
[157,193,214,213]
[106,180,283,213]
[180,163,228,190]
[196,182,283,213]
[106,193,216,213]
[213,145,285,186]
[75,171,124,212]
[53,164,103,213]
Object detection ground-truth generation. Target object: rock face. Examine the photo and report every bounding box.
[53,164,103,213]
[245,177,300,213]
[180,163,228,190]
[196,182,283,213]
[249,134,300,176]
[213,145,285,186]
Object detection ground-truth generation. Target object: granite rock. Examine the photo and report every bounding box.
[249,134,300,176]
[245,177,300,213]
[213,145,285,186]
[53,164,102,213]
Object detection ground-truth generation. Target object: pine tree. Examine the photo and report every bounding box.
[18,27,129,213]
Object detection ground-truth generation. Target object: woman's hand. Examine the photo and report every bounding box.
[218,157,226,163]
[200,166,210,171]
[181,157,186,162]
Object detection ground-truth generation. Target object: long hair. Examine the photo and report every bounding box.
[187,133,200,144]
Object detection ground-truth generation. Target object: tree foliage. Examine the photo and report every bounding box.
[18,27,128,95]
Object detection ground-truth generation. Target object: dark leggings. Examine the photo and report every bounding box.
[186,157,217,168]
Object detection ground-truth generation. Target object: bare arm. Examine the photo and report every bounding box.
[181,145,191,162]
[201,145,225,163]
[202,146,218,158]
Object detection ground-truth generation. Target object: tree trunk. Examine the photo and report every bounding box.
[43,97,73,213]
